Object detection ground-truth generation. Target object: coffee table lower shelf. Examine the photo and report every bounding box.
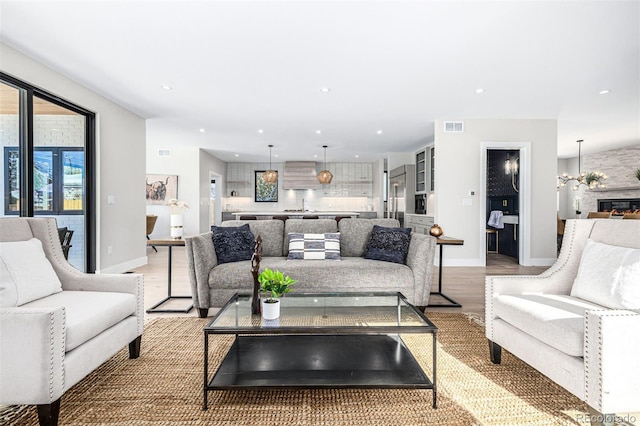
[204,334,435,409]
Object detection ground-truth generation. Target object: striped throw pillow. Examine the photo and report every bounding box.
[287,233,341,260]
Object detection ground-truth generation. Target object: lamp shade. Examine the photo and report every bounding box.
[317,145,333,184]
[262,169,279,184]
[317,169,333,184]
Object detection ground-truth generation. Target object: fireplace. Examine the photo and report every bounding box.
[598,198,640,215]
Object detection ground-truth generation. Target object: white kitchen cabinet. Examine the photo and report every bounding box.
[321,162,373,197]
[226,163,252,197]
[406,214,435,235]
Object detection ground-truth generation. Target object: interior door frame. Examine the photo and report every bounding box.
[479,141,532,266]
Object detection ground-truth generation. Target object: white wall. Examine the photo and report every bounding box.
[1,43,147,273]
[199,149,226,231]
[435,119,558,266]
[146,120,227,237]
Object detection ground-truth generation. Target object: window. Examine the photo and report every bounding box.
[4,147,84,215]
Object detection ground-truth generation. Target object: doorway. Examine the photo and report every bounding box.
[0,76,96,272]
[209,171,223,227]
[480,142,531,266]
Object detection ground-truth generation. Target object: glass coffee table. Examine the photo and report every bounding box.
[203,292,438,410]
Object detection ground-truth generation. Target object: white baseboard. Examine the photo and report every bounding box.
[97,256,147,274]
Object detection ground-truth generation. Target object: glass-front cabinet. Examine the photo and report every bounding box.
[416,149,426,193]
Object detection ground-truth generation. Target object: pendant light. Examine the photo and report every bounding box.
[557,140,607,190]
[262,144,278,184]
[317,145,333,184]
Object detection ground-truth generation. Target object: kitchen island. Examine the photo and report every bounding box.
[230,211,360,219]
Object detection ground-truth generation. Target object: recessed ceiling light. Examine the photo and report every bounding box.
[316,130,321,134]
[258,129,264,133]
[355,155,359,158]
[274,154,279,158]
[314,154,318,158]
[199,128,205,133]
[234,154,239,157]
[320,87,331,93]
[376,130,383,135]
[475,88,485,94]
[599,89,611,95]
[160,85,172,90]
[52,128,60,132]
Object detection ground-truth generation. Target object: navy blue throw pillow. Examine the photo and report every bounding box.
[364,225,412,264]
[211,224,255,264]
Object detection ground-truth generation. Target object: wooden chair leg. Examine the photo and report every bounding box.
[128,335,141,359]
[198,308,209,318]
[37,398,61,426]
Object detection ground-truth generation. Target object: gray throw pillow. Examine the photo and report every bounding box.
[364,225,411,264]
[211,224,255,264]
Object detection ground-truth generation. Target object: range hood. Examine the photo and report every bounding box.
[282,161,321,190]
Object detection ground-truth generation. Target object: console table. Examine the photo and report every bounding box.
[146,237,193,314]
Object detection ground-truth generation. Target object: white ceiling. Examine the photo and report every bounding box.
[1,1,638,162]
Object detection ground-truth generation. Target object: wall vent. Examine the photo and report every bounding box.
[158,149,171,157]
[444,121,464,133]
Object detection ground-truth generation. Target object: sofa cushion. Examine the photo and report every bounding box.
[338,218,401,257]
[493,294,606,357]
[210,257,414,294]
[22,290,137,352]
[287,233,341,260]
[364,225,412,264]
[0,238,62,307]
[570,239,640,309]
[212,224,255,264]
[222,220,284,257]
[283,219,338,256]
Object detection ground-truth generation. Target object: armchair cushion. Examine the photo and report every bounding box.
[0,238,62,307]
[493,294,605,357]
[23,291,137,352]
[570,239,640,309]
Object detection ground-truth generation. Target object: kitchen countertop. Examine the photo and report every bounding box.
[230,211,361,217]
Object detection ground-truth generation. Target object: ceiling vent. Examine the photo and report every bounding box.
[444,121,464,133]
[158,149,171,157]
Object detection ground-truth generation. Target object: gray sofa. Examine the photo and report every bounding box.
[185,218,437,317]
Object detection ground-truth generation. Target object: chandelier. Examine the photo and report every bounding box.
[557,140,607,191]
[317,145,333,184]
[262,144,278,184]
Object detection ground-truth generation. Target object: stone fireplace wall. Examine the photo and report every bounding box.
[577,144,640,216]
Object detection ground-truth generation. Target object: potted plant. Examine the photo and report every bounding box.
[258,268,296,320]
[635,167,640,182]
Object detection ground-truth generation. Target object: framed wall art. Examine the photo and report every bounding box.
[255,170,278,202]
[146,174,178,205]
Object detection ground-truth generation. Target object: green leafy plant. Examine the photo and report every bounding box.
[636,167,640,182]
[258,268,297,302]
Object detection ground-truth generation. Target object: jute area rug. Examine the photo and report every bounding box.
[5,313,593,425]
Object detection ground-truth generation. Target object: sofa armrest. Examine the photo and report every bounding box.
[406,233,437,306]
[185,233,217,310]
[0,307,66,405]
[584,309,640,414]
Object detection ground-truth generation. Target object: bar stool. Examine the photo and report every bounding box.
[486,228,499,254]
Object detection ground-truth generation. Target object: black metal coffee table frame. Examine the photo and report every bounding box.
[203,292,437,410]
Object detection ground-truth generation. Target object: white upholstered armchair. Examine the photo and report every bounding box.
[0,217,144,426]
[486,219,640,424]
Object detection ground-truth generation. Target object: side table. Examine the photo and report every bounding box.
[146,237,193,314]
[428,236,464,308]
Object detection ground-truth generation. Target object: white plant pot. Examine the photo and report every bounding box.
[170,214,183,239]
[261,299,280,320]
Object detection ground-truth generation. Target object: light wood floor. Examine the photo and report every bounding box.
[133,247,548,320]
